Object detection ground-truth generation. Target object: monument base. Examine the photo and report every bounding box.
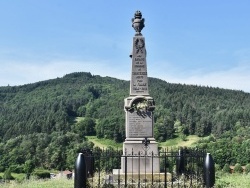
[109,170,172,185]
[121,138,160,173]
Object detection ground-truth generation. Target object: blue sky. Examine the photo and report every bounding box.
[0,1,250,93]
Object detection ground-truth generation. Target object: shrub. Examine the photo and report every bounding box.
[32,168,50,179]
[222,164,231,173]
[10,164,25,173]
[0,165,4,172]
[180,133,188,141]
[3,168,15,180]
[245,164,250,174]
[234,163,243,173]
[215,163,221,171]
[102,183,115,188]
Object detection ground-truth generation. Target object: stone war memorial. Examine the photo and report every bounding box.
[74,10,215,188]
[120,10,160,173]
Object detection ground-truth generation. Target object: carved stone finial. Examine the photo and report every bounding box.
[132,10,145,36]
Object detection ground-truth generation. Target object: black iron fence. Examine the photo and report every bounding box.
[75,148,215,188]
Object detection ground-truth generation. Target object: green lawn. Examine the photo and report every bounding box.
[86,136,122,149]
[86,135,201,150]
[159,135,200,148]
[216,173,250,188]
[0,178,73,188]
[1,173,250,187]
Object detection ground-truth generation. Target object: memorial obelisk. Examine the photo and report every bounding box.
[121,10,159,173]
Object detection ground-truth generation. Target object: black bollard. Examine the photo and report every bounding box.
[204,153,215,188]
[74,153,87,188]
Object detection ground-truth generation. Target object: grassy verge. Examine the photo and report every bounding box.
[1,172,250,187]
[0,173,26,181]
[216,172,250,188]
[86,135,201,149]
[86,136,122,149]
[159,135,200,148]
[0,178,73,188]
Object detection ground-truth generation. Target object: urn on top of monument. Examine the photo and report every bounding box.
[132,10,145,35]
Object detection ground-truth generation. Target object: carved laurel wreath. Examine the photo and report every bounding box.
[132,99,148,112]
[134,38,145,54]
[128,98,154,113]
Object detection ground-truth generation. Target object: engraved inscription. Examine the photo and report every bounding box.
[130,36,149,95]
[127,111,153,137]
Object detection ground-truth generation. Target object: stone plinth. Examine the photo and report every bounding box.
[122,138,159,173]
[110,171,172,185]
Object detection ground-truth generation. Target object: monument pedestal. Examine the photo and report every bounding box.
[121,138,160,173]
[110,171,172,185]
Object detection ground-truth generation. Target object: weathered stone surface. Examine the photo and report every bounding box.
[127,110,153,138]
[131,10,145,35]
[121,139,159,173]
[119,10,159,174]
[130,36,149,96]
[124,96,155,138]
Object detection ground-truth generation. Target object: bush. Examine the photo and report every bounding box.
[215,163,221,171]
[222,164,231,173]
[234,163,243,173]
[10,164,25,173]
[180,133,188,141]
[245,164,250,174]
[102,183,115,188]
[32,168,50,179]
[3,168,15,180]
[0,166,4,172]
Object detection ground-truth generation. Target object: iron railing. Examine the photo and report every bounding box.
[75,147,215,188]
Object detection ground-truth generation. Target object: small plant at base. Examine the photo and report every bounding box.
[222,163,231,173]
[245,163,250,174]
[3,168,14,181]
[102,183,115,188]
[234,163,243,173]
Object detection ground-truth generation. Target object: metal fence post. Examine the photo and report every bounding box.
[204,153,215,188]
[74,153,87,188]
[176,148,185,175]
[125,155,127,188]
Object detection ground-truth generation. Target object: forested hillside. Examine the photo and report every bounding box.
[1,72,250,171]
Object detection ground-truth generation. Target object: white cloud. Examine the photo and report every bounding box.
[0,59,130,86]
[160,62,250,93]
[1,58,250,94]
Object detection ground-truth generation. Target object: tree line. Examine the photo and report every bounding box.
[1,72,250,171]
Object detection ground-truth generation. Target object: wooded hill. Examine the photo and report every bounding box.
[1,72,250,171]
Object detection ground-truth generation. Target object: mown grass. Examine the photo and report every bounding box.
[159,135,200,148]
[1,172,250,187]
[0,178,73,188]
[87,134,201,150]
[216,172,250,188]
[86,136,122,149]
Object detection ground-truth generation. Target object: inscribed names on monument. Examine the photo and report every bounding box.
[130,36,149,96]
[127,111,153,138]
